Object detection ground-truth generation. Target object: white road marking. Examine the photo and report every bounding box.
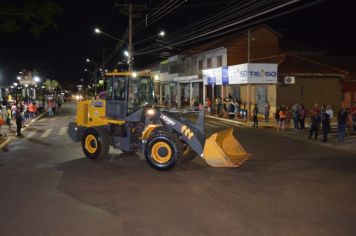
[40,129,52,138]
[59,127,68,136]
[26,131,36,138]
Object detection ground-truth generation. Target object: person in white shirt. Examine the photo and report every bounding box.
[326,105,333,119]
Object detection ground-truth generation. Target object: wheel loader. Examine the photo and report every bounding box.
[68,71,250,170]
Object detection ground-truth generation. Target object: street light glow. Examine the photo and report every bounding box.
[13,82,18,86]
[132,72,137,78]
[34,76,40,82]
[124,50,129,57]
[25,84,29,87]
[159,31,165,37]
[94,28,101,34]
[17,76,21,80]
[86,58,90,62]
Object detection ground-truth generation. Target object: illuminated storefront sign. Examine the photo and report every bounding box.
[203,63,277,85]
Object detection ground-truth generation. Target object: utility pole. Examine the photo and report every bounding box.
[115,2,146,72]
[247,29,251,63]
[128,2,133,72]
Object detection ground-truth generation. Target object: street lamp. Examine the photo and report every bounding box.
[94,27,128,46]
[94,27,132,72]
[34,76,41,82]
[17,76,21,80]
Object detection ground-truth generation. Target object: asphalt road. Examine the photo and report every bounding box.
[0,102,356,236]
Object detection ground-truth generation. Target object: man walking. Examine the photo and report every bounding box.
[15,107,23,137]
[252,104,258,128]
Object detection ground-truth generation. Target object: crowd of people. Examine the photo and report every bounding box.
[274,102,355,142]
[0,97,63,137]
[189,96,356,143]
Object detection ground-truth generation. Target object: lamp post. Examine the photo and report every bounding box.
[94,27,133,72]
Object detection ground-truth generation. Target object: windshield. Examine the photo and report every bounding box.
[128,76,154,114]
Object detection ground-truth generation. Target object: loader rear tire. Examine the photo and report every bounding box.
[82,127,109,160]
[145,130,182,170]
[181,141,197,163]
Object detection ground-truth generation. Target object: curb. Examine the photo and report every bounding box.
[0,112,46,150]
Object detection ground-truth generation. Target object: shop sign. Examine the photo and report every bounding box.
[228,63,278,84]
[203,67,225,85]
[222,66,229,85]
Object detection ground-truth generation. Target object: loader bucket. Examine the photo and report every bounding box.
[203,128,251,167]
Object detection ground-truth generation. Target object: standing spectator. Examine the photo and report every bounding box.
[6,105,11,129]
[264,101,270,123]
[216,98,222,116]
[252,104,258,128]
[299,104,306,129]
[308,110,321,140]
[234,100,240,120]
[326,105,333,120]
[48,100,54,117]
[15,107,23,137]
[292,102,300,130]
[206,97,212,115]
[278,106,287,132]
[285,106,291,129]
[321,107,330,142]
[275,105,281,124]
[57,100,62,114]
[337,105,348,142]
[346,108,353,136]
[222,99,228,118]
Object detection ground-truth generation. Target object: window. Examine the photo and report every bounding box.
[127,76,152,114]
[217,56,223,67]
[207,58,212,68]
[198,60,203,70]
[106,76,126,100]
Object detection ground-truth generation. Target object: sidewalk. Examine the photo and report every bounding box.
[0,113,46,150]
[206,114,356,155]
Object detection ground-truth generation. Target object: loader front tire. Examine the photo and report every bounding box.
[145,131,182,170]
[82,127,109,160]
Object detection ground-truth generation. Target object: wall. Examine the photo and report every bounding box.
[277,77,342,114]
[227,27,280,65]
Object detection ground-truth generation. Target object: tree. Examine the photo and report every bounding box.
[44,79,60,93]
[0,0,62,36]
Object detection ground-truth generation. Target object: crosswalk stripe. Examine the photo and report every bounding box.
[40,129,52,138]
[59,127,68,135]
[26,131,36,138]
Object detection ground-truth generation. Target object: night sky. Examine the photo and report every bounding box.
[0,0,354,89]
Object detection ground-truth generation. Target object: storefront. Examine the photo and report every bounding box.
[173,75,202,108]
[203,63,278,115]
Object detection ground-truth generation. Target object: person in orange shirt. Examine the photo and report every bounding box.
[278,106,287,132]
[28,102,35,120]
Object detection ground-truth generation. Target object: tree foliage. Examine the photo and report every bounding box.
[0,0,62,36]
[44,78,60,90]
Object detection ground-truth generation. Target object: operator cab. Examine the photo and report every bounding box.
[104,72,154,119]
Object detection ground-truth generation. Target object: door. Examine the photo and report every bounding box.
[256,85,267,113]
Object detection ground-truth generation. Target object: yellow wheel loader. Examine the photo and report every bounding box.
[68,72,250,170]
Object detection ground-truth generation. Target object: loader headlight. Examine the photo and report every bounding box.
[146,108,156,116]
